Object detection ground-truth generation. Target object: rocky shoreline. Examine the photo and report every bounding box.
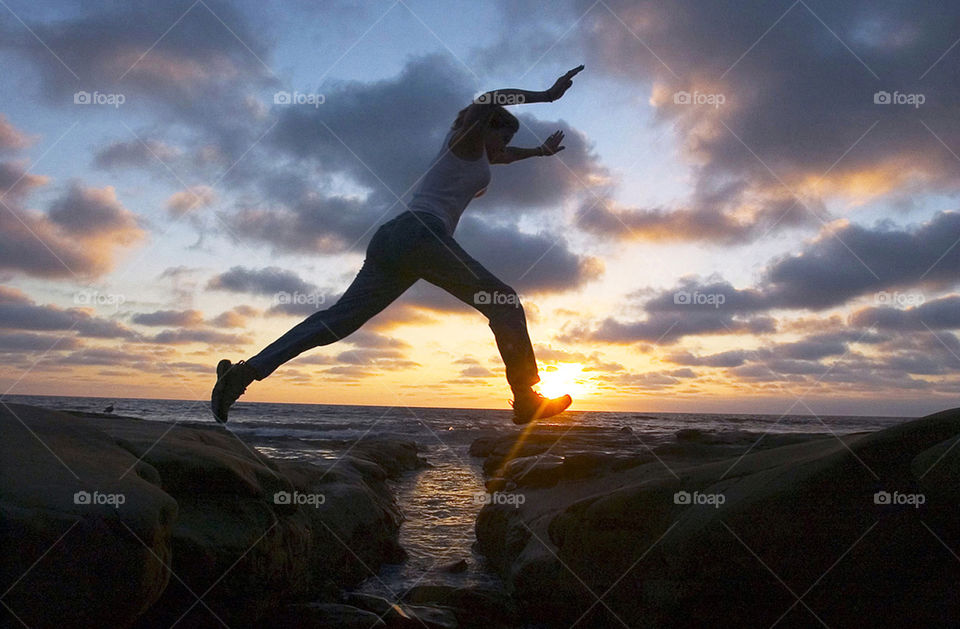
[5,402,958,628]
[1,403,509,629]
[470,409,960,627]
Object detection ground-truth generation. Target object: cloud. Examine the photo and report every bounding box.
[455,216,604,294]
[0,114,35,151]
[566,0,960,243]
[207,265,319,296]
[0,160,49,200]
[150,328,250,346]
[578,210,960,344]
[576,189,815,244]
[0,332,81,352]
[94,139,182,169]
[459,365,494,378]
[851,295,960,330]
[209,306,257,328]
[2,0,274,107]
[47,183,143,239]
[0,176,145,279]
[131,309,205,327]
[166,185,216,217]
[0,285,135,339]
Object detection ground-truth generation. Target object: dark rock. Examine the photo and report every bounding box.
[404,585,516,628]
[438,558,468,573]
[503,455,564,488]
[402,604,458,629]
[475,408,960,627]
[0,404,177,629]
[267,602,386,628]
[342,592,415,626]
[0,403,413,629]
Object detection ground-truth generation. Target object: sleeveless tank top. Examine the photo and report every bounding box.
[405,128,492,234]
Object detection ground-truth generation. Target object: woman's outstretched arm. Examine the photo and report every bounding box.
[476,65,584,106]
[454,66,584,160]
[492,130,566,164]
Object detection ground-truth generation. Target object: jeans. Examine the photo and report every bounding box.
[246,211,540,391]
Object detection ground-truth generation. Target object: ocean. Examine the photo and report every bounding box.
[3,394,915,598]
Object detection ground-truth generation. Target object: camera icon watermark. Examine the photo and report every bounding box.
[673,90,725,108]
[274,291,325,309]
[74,290,126,311]
[74,490,126,508]
[273,490,325,508]
[674,490,725,508]
[673,290,725,308]
[473,290,521,307]
[874,290,924,307]
[873,90,924,108]
[473,491,525,508]
[873,490,924,508]
[473,91,526,105]
[273,90,325,108]
[74,91,126,108]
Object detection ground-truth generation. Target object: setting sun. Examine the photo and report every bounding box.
[536,362,593,399]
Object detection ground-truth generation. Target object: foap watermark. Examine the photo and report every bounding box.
[674,490,725,508]
[74,289,126,311]
[673,290,725,308]
[674,90,725,108]
[874,490,925,509]
[274,490,325,508]
[474,491,526,508]
[275,291,325,309]
[873,90,925,108]
[273,90,325,108]
[474,290,521,307]
[875,290,924,307]
[74,90,125,108]
[474,91,525,105]
[74,490,126,508]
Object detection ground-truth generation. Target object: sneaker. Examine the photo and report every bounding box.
[211,359,257,423]
[510,390,572,425]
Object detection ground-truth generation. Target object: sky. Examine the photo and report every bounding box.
[0,0,958,416]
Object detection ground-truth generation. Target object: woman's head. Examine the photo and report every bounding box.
[453,105,519,144]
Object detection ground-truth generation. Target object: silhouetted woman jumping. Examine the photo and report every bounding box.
[212,65,585,424]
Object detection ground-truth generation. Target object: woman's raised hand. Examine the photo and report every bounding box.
[540,130,565,156]
[546,65,585,102]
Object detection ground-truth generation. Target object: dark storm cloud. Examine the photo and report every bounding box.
[567,0,960,242]
[582,310,776,345]
[666,349,752,368]
[455,216,603,293]
[207,266,319,296]
[150,329,251,346]
[851,295,960,330]
[47,182,143,238]
[581,210,960,344]
[0,285,134,339]
[1,0,274,106]
[0,332,81,352]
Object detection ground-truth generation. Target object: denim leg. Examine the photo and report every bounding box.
[246,224,416,379]
[409,228,540,391]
